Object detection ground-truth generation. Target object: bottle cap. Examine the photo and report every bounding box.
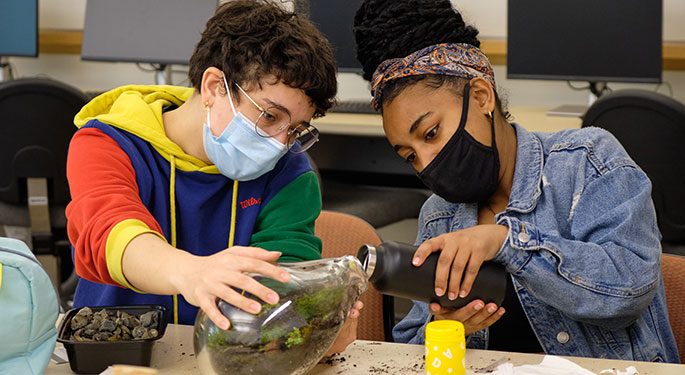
[426,320,464,342]
[357,244,377,279]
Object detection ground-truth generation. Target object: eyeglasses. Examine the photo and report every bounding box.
[233,82,319,153]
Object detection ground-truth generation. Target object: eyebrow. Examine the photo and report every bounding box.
[392,111,432,152]
[410,112,432,134]
[262,98,311,126]
[263,98,291,116]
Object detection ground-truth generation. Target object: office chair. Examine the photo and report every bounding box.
[307,132,431,229]
[315,210,394,341]
[662,253,685,363]
[322,180,431,229]
[582,89,685,255]
[0,77,88,308]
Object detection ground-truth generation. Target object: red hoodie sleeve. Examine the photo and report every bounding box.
[66,127,165,288]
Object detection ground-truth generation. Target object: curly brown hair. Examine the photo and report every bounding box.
[189,0,337,118]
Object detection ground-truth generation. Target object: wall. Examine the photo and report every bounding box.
[7,0,685,107]
[455,0,685,107]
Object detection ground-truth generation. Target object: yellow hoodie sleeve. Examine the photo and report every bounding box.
[106,219,166,293]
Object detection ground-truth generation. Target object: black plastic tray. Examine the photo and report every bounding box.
[57,305,168,374]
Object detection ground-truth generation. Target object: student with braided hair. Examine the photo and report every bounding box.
[354,0,679,362]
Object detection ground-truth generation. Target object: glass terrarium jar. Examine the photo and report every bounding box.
[194,255,368,375]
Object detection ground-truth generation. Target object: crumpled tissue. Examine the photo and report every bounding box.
[490,355,638,375]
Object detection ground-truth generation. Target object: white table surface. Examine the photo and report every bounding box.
[47,322,685,375]
[313,107,583,137]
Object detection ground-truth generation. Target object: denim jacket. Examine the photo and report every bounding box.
[393,123,680,363]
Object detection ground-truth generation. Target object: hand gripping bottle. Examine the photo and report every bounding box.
[356,241,506,309]
[425,320,465,375]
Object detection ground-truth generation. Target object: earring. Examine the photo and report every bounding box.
[204,102,212,126]
[487,111,493,119]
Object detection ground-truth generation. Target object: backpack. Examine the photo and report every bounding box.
[0,237,59,375]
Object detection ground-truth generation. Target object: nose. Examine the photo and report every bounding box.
[272,129,289,145]
[416,147,441,173]
[415,157,431,174]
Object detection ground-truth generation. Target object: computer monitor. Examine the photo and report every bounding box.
[0,0,38,58]
[0,0,38,81]
[507,0,662,87]
[82,0,217,67]
[308,0,365,73]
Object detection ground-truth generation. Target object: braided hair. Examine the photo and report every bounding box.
[354,0,479,81]
[353,0,509,117]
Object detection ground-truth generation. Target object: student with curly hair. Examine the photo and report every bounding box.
[354,0,679,362]
[67,0,359,354]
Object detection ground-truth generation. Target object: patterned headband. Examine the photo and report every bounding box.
[370,43,496,110]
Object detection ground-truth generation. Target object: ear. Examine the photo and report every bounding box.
[469,77,496,117]
[200,67,226,107]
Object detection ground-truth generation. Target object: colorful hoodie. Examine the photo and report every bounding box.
[66,85,322,325]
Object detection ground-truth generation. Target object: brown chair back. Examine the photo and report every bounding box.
[663,253,685,362]
[315,210,391,341]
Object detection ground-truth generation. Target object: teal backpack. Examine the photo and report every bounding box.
[0,237,59,375]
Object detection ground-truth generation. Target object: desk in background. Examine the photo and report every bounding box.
[46,323,685,374]
[313,106,583,136]
[309,107,583,187]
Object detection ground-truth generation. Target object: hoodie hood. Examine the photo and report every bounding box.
[74,85,217,173]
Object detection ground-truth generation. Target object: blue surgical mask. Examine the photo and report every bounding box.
[202,78,287,181]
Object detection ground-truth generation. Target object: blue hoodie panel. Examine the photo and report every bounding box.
[73,120,312,325]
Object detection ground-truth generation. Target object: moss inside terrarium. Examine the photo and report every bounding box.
[205,284,350,375]
[284,327,303,348]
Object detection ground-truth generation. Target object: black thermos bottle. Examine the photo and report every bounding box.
[357,241,507,309]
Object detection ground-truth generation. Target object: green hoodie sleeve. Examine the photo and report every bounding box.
[249,171,322,261]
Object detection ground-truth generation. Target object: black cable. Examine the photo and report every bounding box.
[567,81,591,91]
[6,62,17,79]
[0,60,15,79]
[136,62,160,72]
[588,81,610,98]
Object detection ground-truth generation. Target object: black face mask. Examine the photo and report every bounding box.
[417,83,500,203]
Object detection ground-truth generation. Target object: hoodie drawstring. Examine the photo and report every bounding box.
[170,155,179,324]
[169,155,239,325]
[228,180,238,248]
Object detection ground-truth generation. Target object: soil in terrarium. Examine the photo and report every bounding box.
[206,285,348,375]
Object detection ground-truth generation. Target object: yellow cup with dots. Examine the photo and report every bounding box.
[425,320,465,375]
